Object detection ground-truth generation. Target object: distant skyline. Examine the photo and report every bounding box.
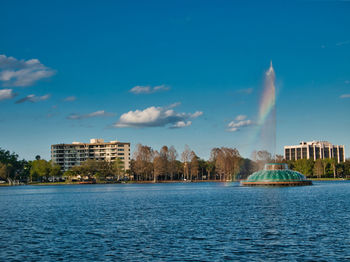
[0,0,349,160]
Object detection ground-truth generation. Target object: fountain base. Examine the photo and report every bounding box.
[241,163,312,187]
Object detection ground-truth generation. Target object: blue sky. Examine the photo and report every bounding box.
[0,0,349,160]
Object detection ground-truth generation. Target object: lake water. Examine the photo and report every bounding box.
[1,182,350,261]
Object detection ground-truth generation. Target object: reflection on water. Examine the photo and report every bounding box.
[1,182,350,261]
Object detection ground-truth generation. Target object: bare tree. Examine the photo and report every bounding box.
[153,150,161,182]
[275,154,284,162]
[210,148,223,180]
[168,146,178,181]
[152,146,170,181]
[133,144,154,181]
[159,146,169,179]
[181,145,191,180]
[251,150,273,170]
[211,147,241,181]
[190,151,199,180]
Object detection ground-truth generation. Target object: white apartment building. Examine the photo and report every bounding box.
[51,138,130,171]
[284,141,345,163]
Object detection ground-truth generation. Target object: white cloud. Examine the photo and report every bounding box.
[129,84,170,94]
[171,121,192,128]
[190,111,203,118]
[169,102,181,108]
[130,86,150,94]
[227,115,253,132]
[340,94,350,99]
[15,94,50,104]
[0,89,17,101]
[64,96,76,102]
[67,110,115,120]
[113,104,202,128]
[228,127,238,132]
[153,85,170,91]
[0,54,55,87]
[235,115,247,121]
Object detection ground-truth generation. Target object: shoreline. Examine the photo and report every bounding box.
[0,178,348,187]
[0,180,224,187]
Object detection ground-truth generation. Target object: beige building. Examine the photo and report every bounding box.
[51,138,130,171]
[284,141,345,163]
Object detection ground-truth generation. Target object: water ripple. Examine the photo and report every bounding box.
[0,181,350,261]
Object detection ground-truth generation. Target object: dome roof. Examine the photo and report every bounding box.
[246,169,308,182]
[241,163,312,186]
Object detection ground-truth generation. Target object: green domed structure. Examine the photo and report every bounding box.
[241,163,312,186]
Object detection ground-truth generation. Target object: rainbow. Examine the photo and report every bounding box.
[249,61,277,157]
[258,61,276,125]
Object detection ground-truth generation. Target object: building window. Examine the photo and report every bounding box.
[291,148,295,159]
[296,148,301,159]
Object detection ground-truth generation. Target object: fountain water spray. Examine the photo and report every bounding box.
[241,62,312,186]
[258,61,275,126]
[257,61,276,160]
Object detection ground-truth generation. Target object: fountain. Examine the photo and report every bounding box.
[241,163,312,186]
[241,62,312,186]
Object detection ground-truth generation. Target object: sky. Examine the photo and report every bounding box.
[0,0,349,161]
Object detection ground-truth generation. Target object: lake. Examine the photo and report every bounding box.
[1,181,350,261]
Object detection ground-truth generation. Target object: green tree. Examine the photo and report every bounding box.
[30,159,51,182]
[205,161,215,180]
[343,159,350,179]
[238,158,257,180]
[294,159,314,177]
[70,159,119,182]
[330,158,337,178]
[49,163,62,181]
[113,158,125,181]
[313,159,324,179]
[198,159,207,180]
[322,159,333,178]
[63,170,75,181]
[287,160,296,171]
[336,163,344,178]
[0,163,13,183]
[97,160,113,182]
[175,160,183,180]
[20,160,31,182]
[0,147,29,184]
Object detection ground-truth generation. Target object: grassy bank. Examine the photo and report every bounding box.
[310,178,349,181]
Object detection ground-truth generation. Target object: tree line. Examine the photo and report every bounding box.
[286,158,350,179]
[130,144,257,182]
[0,150,63,185]
[1,145,350,185]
